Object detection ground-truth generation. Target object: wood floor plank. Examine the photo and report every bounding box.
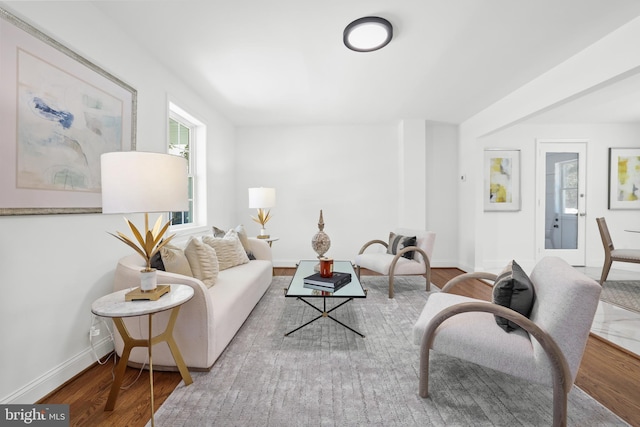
[39,268,640,427]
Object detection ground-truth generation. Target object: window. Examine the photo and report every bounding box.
[168,103,205,228]
[558,159,578,215]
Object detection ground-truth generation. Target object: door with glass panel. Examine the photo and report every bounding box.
[536,140,587,265]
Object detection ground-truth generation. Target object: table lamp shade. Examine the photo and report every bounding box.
[248,187,276,209]
[101,151,189,214]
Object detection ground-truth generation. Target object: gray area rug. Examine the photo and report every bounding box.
[151,276,626,426]
[601,281,640,314]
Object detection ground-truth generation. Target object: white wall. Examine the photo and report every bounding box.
[234,121,459,267]
[478,123,640,272]
[425,121,459,267]
[399,120,427,228]
[0,2,236,403]
[234,124,400,265]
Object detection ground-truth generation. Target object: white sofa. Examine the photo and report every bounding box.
[111,237,273,371]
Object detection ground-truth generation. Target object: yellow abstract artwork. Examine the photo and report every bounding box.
[489,157,512,203]
[484,149,520,211]
[617,155,640,202]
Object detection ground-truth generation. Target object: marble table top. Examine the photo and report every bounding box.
[91,284,194,318]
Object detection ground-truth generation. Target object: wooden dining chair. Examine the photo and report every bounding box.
[596,217,640,284]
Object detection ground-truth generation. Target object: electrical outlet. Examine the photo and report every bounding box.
[90,326,100,337]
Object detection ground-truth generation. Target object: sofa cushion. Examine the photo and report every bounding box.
[184,237,219,288]
[492,260,536,332]
[213,225,256,260]
[387,232,417,260]
[160,244,193,276]
[203,231,250,271]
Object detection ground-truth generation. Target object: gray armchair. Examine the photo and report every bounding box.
[413,257,601,427]
[355,228,436,298]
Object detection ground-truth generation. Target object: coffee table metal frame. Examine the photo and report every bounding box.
[284,260,367,337]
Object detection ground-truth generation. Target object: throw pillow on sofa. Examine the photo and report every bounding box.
[203,230,250,270]
[492,259,536,332]
[150,251,165,271]
[160,244,193,277]
[212,226,226,238]
[212,224,256,260]
[184,237,219,288]
[234,224,256,260]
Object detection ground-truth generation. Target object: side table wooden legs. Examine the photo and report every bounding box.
[105,305,193,423]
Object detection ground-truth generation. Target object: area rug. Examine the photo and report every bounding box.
[601,281,640,314]
[150,276,627,426]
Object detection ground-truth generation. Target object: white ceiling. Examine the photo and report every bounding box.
[91,0,640,127]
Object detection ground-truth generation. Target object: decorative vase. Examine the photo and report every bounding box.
[257,227,269,239]
[311,210,331,260]
[140,269,158,291]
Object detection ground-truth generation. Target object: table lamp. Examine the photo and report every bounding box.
[101,151,188,299]
[248,187,276,239]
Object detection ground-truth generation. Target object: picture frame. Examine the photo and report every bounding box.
[608,147,640,210]
[484,149,521,212]
[0,7,136,215]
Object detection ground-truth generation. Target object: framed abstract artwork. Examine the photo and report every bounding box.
[484,149,521,212]
[608,147,640,210]
[0,7,136,215]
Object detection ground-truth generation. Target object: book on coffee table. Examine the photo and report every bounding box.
[303,280,349,293]
[303,272,351,288]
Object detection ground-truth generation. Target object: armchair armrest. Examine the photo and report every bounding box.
[389,245,432,294]
[358,239,388,254]
[440,272,498,294]
[390,245,429,269]
[419,301,572,426]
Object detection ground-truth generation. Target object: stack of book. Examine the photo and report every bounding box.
[303,272,351,292]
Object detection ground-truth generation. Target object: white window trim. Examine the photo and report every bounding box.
[168,101,207,232]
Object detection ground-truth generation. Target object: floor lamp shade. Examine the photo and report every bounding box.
[248,187,276,209]
[101,151,189,214]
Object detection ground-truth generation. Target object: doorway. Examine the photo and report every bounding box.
[536,140,587,265]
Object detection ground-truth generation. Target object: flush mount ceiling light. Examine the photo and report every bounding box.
[343,16,393,52]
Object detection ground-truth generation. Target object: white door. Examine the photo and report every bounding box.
[536,140,587,265]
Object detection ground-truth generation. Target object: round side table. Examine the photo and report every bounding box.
[92,284,194,426]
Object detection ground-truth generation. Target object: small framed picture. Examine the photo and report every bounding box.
[608,147,640,210]
[484,149,521,212]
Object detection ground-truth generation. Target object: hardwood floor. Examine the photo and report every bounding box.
[39,268,640,427]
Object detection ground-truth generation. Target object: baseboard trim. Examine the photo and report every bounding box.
[0,338,114,404]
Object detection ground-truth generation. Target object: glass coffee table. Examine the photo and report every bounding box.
[284,260,367,337]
